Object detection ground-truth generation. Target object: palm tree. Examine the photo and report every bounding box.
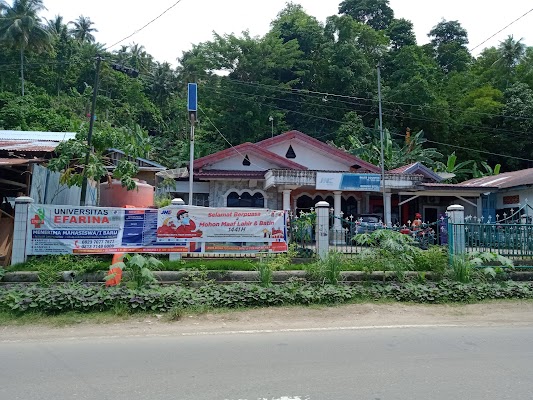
[126,42,152,73]
[0,0,51,96]
[498,35,526,70]
[492,35,526,87]
[69,15,97,43]
[46,14,67,37]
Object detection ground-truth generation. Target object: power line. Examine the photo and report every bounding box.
[225,77,533,122]
[210,88,533,163]
[198,106,270,171]
[105,0,185,51]
[470,7,533,53]
[208,83,532,138]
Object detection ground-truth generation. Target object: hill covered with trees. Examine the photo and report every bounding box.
[1,0,532,180]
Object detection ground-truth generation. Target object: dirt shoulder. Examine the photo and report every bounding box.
[2,301,533,342]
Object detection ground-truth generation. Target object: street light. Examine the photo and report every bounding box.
[269,115,274,138]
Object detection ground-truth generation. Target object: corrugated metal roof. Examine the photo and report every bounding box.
[458,168,533,189]
[0,158,43,165]
[0,130,76,141]
[0,140,60,152]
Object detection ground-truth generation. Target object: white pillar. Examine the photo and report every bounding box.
[315,201,330,260]
[282,189,291,211]
[11,196,33,265]
[447,204,465,256]
[384,192,392,226]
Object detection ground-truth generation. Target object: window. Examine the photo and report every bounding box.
[227,191,265,208]
[242,155,251,166]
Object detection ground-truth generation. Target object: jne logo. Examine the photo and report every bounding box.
[320,178,334,184]
[161,210,172,215]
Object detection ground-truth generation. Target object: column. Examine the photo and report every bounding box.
[384,192,392,227]
[11,196,33,265]
[364,194,370,214]
[315,201,330,260]
[447,204,465,258]
[282,189,291,211]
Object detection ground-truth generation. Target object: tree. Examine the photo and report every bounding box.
[46,14,67,37]
[428,20,468,48]
[428,20,471,73]
[0,0,51,96]
[387,18,416,51]
[338,0,394,31]
[69,15,97,43]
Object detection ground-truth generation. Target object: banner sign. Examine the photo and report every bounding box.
[26,204,287,255]
[316,173,381,191]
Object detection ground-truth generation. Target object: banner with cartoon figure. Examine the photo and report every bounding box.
[26,204,288,255]
[156,206,288,252]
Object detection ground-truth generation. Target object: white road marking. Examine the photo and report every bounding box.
[0,324,461,343]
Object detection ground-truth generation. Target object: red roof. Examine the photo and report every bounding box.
[388,163,417,174]
[193,142,307,171]
[257,130,381,173]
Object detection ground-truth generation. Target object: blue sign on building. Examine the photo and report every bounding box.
[316,173,381,191]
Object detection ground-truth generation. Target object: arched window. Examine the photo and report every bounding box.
[226,191,265,208]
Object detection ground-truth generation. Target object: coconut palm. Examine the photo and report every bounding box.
[498,35,526,70]
[0,0,51,96]
[46,14,67,36]
[126,42,152,73]
[69,15,97,43]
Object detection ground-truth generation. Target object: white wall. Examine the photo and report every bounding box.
[204,154,280,171]
[496,188,533,209]
[265,141,352,171]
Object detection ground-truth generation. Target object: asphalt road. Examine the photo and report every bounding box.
[1,325,533,400]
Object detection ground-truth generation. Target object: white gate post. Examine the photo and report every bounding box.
[315,201,330,260]
[11,196,33,265]
[447,204,465,257]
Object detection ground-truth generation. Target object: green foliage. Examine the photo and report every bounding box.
[412,246,448,279]
[2,280,533,315]
[256,244,297,287]
[355,229,421,281]
[306,251,346,285]
[109,254,162,289]
[450,252,513,283]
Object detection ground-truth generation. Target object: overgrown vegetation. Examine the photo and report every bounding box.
[1,280,533,316]
[2,1,531,175]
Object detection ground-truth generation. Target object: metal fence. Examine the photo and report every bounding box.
[288,211,449,258]
[449,204,533,262]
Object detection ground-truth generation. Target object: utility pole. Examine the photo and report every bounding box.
[377,65,387,225]
[269,115,274,137]
[80,55,102,206]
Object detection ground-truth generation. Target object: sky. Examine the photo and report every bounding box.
[40,0,532,66]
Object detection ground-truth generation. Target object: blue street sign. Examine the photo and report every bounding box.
[188,83,197,112]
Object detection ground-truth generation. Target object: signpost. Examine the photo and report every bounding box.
[187,83,197,206]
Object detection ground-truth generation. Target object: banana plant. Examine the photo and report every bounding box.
[435,152,475,183]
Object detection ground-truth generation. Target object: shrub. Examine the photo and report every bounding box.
[1,280,533,315]
[413,246,448,279]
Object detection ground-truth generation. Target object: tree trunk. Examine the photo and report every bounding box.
[20,47,25,96]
